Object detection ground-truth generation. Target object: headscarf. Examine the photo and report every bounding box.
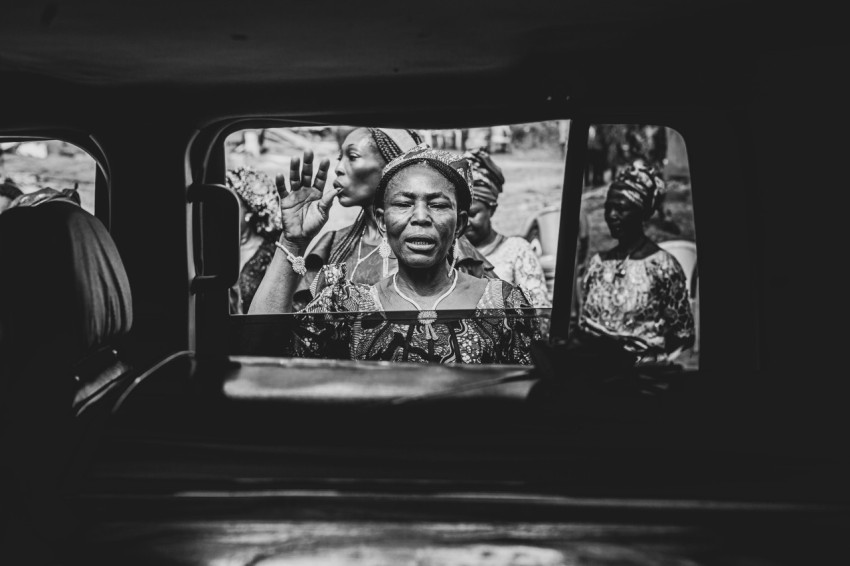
[225,167,282,236]
[610,163,665,217]
[464,147,505,207]
[376,144,474,213]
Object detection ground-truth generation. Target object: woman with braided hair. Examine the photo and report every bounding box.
[250,145,541,364]
[285,128,495,308]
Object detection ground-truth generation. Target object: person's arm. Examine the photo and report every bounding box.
[662,257,696,354]
[249,239,307,313]
[249,151,339,314]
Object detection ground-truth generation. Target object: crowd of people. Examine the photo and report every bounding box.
[232,127,695,366]
[0,127,695,368]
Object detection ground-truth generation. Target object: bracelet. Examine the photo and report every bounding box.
[275,241,307,276]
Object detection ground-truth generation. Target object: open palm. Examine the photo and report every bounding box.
[275,150,338,243]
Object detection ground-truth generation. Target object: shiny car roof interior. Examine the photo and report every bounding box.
[2,1,849,565]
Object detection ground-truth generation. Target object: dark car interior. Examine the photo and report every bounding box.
[2,1,850,564]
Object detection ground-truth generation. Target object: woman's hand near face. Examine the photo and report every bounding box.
[275,150,340,247]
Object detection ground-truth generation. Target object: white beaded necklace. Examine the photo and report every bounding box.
[350,229,393,282]
[392,269,458,341]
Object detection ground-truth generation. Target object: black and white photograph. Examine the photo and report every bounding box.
[1,2,848,565]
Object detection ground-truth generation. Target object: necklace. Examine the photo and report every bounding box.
[350,237,381,281]
[392,269,459,341]
[614,238,645,278]
[614,253,631,278]
[350,228,393,281]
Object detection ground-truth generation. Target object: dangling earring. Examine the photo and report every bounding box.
[450,239,459,277]
[378,234,391,278]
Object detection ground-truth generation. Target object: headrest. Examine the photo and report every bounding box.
[0,201,132,367]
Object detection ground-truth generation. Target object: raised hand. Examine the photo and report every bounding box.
[275,150,339,245]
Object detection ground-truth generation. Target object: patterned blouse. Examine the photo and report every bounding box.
[484,236,552,308]
[231,238,277,314]
[580,250,695,357]
[294,265,544,364]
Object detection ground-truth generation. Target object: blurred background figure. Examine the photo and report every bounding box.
[488,125,512,153]
[579,164,694,362]
[0,179,22,214]
[585,125,608,187]
[225,167,283,314]
[464,147,551,308]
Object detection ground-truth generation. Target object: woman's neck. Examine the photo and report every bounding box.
[615,233,648,257]
[395,261,453,300]
[477,228,500,249]
[476,229,504,255]
[361,208,383,244]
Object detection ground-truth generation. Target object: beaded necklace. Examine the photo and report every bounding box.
[349,232,393,281]
[392,269,458,341]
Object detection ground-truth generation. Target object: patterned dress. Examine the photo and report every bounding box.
[231,238,277,314]
[483,236,551,308]
[579,250,695,357]
[294,265,544,364]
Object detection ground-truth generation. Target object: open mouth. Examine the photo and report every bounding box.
[404,237,437,252]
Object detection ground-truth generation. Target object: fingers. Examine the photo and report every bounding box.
[289,156,302,191]
[313,157,330,192]
[300,150,314,189]
[318,186,343,212]
[275,173,288,198]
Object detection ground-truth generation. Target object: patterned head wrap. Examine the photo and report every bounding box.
[376,144,473,213]
[464,147,505,207]
[225,167,282,235]
[367,128,423,163]
[609,163,666,217]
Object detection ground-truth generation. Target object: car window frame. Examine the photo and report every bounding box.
[0,130,111,227]
[188,114,577,358]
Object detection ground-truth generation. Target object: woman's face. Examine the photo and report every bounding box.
[464,199,494,246]
[333,128,385,208]
[604,187,645,241]
[377,164,468,270]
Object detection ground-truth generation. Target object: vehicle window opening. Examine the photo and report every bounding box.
[221,123,567,365]
[0,139,97,215]
[567,124,698,377]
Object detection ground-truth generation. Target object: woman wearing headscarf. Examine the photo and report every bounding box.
[463,147,551,308]
[579,164,695,361]
[250,145,542,364]
[225,167,283,314]
[286,128,494,307]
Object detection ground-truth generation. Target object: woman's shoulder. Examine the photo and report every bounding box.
[647,248,686,272]
[479,278,532,309]
[502,236,536,254]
